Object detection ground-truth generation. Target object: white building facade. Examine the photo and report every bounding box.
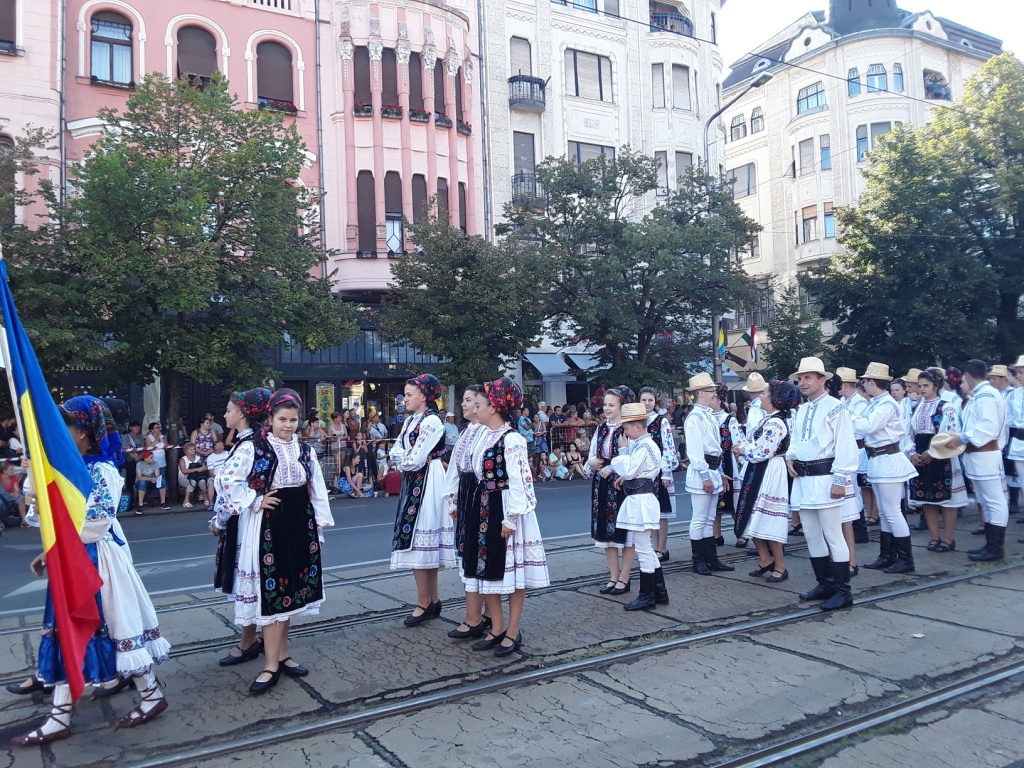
[722,1,1001,373]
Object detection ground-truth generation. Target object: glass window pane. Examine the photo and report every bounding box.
[112,44,131,84]
[91,41,110,80]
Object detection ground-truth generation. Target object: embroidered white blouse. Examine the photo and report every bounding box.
[610,433,662,482]
[389,411,446,472]
[470,426,536,531]
[582,422,622,479]
[646,412,679,474]
[737,415,789,465]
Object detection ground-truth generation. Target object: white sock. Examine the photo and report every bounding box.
[132,671,164,715]
[37,684,72,736]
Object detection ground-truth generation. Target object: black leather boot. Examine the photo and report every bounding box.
[691,538,712,576]
[799,556,836,601]
[883,536,915,574]
[820,561,853,611]
[652,567,669,605]
[968,524,1006,562]
[1009,487,1020,516]
[624,571,657,611]
[863,531,896,570]
[705,538,735,572]
[852,511,870,544]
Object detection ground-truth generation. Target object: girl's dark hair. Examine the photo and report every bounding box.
[465,384,486,395]
[268,388,303,416]
[148,421,160,431]
[639,386,657,397]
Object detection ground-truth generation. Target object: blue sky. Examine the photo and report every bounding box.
[718,0,1020,68]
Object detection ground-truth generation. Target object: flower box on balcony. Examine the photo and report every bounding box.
[457,121,472,135]
[381,104,403,119]
[258,97,298,115]
[409,108,431,123]
[353,103,373,117]
[434,113,453,129]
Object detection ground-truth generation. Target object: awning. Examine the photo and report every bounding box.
[566,353,610,372]
[524,352,572,378]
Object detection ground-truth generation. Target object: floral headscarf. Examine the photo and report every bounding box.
[230,388,272,427]
[61,396,123,467]
[268,388,303,414]
[408,373,443,414]
[919,367,945,389]
[604,385,636,405]
[715,383,729,404]
[945,366,963,390]
[769,380,802,418]
[484,377,523,418]
[826,373,843,399]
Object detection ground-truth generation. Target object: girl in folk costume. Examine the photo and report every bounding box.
[462,378,549,656]
[15,397,172,746]
[712,383,742,547]
[210,388,272,668]
[908,368,968,552]
[390,374,456,626]
[584,385,636,595]
[639,387,679,562]
[612,403,670,611]
[443,385,490,640]
[735,381,801,584]
[212,389,334,694]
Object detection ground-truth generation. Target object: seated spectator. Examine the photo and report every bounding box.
[205,440,229,478]
[338,450,373,498]
[382,456,403,496]
[178,442,212,509]
[191,417,216,459]
[564,444,586,479]
[375,442,390,486]
[135,450,169,514]
[8,424,23,458]
[0,459,26,526]
[573,428,591,454]
[549,447,570,480]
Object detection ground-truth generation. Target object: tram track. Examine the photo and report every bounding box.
[111,560,1024,768]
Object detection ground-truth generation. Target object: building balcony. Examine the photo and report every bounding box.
[508,75,546,113]
[511,172,546,206]
[649,11,694,36]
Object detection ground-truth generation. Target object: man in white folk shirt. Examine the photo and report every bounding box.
[837,367,872,546]
[1007,356,1024,538]
[683,373,734,576]
[989,364,1020,516]
[852,363,920,574]
[742,372,768,439]
[787,357,860,612]
[945,359,1009,561]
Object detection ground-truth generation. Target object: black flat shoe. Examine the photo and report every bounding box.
[734,538,748,548]
[279,657,308,678]
[765,569,789,583]
[927,540,940,552]
[849,565,860,578]
[598,581,617,594]
[6,677,49,695]
[609,579,631,595]
[404,602,438,626]
[494,632,522,657]
[658,550,670,562]
[248,667,283,695]
[430,599,443,617]
[865,518,879,527]
[749,561,775,578]
[934,540,956,553]
[448,617,491,640]
[218,640,263,667]
[471,631,506,652]
[714,536,725,547]
[92,677,134,698]
[788,524,804,536]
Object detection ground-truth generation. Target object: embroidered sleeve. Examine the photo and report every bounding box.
[396,414,444,472]
[740,420,785,463]
[610,442,659,481]
[212,441,257,530]
[80,463,122,543]
[441,454,461,516]
[389,419,412,464]
[962,392,1001,446]
[684,415,710,480]
[582,426,601,478]
[660,417,679,472]
[941,404,961,435]
[307,452,335,529]
[831,407,859,482]
[503,434,536,528]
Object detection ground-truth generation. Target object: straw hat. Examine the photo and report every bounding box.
[792,357,830,378]
[862,362,892,382]
[1011,355,1024,370]
[928,431,967,461]
[988,364,1010,379]
[901,368,923,383]
[620,403,648,423]
[686,372,716,392]
[835,367,858,384]
[742,372,768,393]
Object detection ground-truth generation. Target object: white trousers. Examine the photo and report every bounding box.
[633,530,660,573]
[689,493,718,540]
[974,476,1009,527]
[799,506,850,561]
[872,481,910,537]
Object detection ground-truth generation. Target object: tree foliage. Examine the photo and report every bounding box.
[761,283,826,381]
[383,206,550,383]
[500,149,759,390]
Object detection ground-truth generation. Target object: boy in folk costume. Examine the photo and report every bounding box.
[1008,356,1024,538]
[611,403,669,611]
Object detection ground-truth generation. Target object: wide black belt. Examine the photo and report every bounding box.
[865,442,900,458]
[623,478,655,497]
[1010,428,1024,441]
[704,454,722,470]
[793,457,834,477]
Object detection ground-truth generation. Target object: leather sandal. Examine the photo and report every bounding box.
[11,703,73,746]
[117,680,168,727]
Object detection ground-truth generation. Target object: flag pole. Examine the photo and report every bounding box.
[0,243,36,504]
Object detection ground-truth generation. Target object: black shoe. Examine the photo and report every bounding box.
[609,579,631,595]
[691,539,712,576]
[863,532,896,570]
[471,631,506,652]
[279,657,308,678]
[765,569,789,583]
[624,572,657,611]
[494,633,522,657]
[789,524,804,536]
[734,538,748,549]
[448,617,491,640]
[934,540,956,553]
[714,536,725,547]
[883,536,915,574]
[430,599,443,617]
[865,518,880,527]
[820,561,853,611]
[927,539,940,552]
[799,556,836,601]
[914,515,928,531]
[658,550,670,562]
[219,640,263,667]
[599,581,617,594]
[249,667,283,694]
[652,568,669,605]
[749,561,775,578]
[404,602,438,626]
[92,677,134,698]
[849,564,860,578]
[705,538,735,572]
[6,677,50,696]
[968,524,1006,562]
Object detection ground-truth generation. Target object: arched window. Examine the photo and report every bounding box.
[384,171,403,254]
[458,182,467,233]
[409,52,424,111]
[91,11,133,86]
[893,63,904,92]
[177,26,217,87]
[433,58,445,116]
[356,170,376,253]
[0,135,15,226]
[730,114,747,142]
[412,174,427,223]
[256,41,294,109]
[923,69,951,101]
[454,67,464,122]
[866,64,887,93]
[381,49,398,107]
[750,107,764,133]
[848,68,861,97]
[353,47,371,107]
[796,81,826,114]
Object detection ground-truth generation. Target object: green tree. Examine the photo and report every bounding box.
[761,283,826,381]
[803,124,995,371]
[501,149,759,390]
[383,206,549,383]
[66,74,356,425]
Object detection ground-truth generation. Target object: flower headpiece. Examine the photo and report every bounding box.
[769,380,802,415]
[409,373,443,413]
[604,385,636,405]
[919,367,945,388]
[484,377,523,416]
[231,388,272,426]
[944,366,963,389]
[61,396,123,467]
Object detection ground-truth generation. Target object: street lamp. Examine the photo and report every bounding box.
[703,72,772,383]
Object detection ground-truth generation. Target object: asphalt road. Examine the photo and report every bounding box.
[0,478,695,615]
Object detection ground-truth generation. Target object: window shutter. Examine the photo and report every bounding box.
[384,171,402,216]
[177,26,218,78]
[409,52,424,109]
[672,65,690,109]
[799,139,814,175]
[575,52,601,100]
[382,48,399,105]
[357,171,376,252]
[256,41,293,102]
[412,174,428,223]
[651,63,664,108]
[510,37,532,76]
[564,49,576,96]
[353,47,371,104]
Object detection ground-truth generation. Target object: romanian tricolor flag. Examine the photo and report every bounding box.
[0,258,103,701]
